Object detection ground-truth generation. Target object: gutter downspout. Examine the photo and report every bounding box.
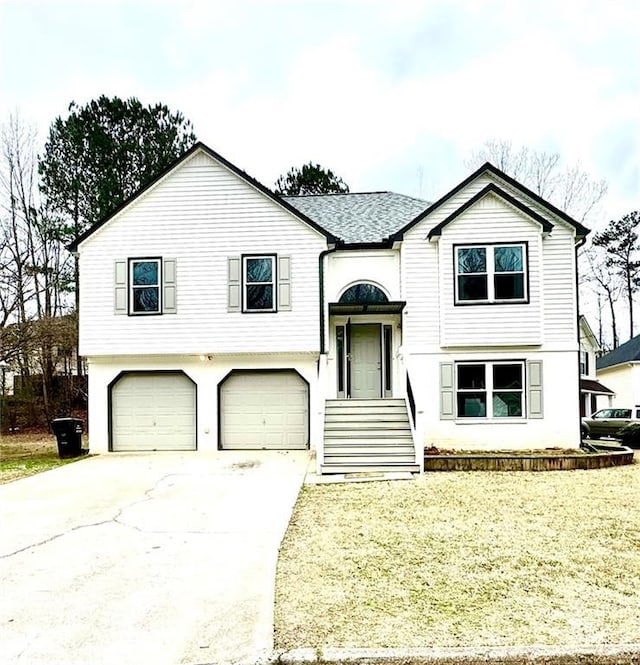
[319,245,338,354]
[317,245,338,475]
[576,235,588,445]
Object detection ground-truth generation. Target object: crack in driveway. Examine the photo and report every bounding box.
[0,473,183,559]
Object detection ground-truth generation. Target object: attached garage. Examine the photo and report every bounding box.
[219,370,309,450]
[110,372,196,451]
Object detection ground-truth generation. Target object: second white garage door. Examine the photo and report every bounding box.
[111,372,196,451]
[220,371,309,449]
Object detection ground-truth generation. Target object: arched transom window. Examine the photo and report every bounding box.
[339,283,389,304]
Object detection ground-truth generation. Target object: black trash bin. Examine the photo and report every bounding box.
[51,418,85,459]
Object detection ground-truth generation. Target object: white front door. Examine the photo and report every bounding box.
[350,324,381,399]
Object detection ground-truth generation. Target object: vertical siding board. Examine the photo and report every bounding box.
[163,258,177,313]
[114,260,127,315]
[278,255,292,310]
[440,362,455,419]
[228,257,241,312]
[527,359,544,418]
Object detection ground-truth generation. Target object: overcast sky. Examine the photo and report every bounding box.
[1,0,638,227]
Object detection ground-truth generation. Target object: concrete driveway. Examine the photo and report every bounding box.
[0,450,310,665]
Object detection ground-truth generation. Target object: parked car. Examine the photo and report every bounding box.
[581,407,640,439]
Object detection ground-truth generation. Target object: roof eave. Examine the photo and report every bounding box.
[390,161,589,242]
[426,183,554,240]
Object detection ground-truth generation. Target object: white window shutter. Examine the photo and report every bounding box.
[163,258,177,314]
[440,362,455,419]
[527,360,544,418]
[228,257,241,312]
[278,255,291,311]
[114,260,127,314]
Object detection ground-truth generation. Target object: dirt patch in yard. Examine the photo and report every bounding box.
[0,431,86,483]
[275,459,640,650]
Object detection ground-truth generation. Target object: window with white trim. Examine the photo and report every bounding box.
[579,350,589,376]
[130,258,161,314]
[456,361,524,418]
[243,255,276,312]
[456,244,527,303]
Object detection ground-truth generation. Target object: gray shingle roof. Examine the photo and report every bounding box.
[283,192,429,244]
[597,334,640,370]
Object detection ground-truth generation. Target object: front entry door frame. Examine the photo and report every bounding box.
[336,320,394,399]
[350,323,382,399]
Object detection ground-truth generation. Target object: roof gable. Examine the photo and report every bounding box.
[426,183,554,239]
[579,315,600,351]
[391,162,589,241]
[597,334,640,370]
[69,142,337,251]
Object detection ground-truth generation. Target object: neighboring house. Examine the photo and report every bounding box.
[579,316,614,416]
[69,142,588,473]
[596,334,640,409]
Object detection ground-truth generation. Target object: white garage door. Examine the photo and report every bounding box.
[111,372,196,451]
[220,371,309,450]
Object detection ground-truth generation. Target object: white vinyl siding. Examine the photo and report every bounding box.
[402,174,579,352]
[78,150,326,356]
[542,230,578,344]
[438,194,542,347]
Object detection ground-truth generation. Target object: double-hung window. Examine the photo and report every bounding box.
[579,350,589,376]
[129,258,161,314]
[114,257,177,316]
[456,244,527,303]
[456,362,524,418]
[243,255,276,312]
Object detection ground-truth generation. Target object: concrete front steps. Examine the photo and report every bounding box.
[321,399,420,474]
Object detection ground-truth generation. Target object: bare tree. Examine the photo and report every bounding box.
[466,139,607,225]
[580,246,622,349]
[0,114,75,422]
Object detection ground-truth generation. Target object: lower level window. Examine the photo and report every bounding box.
[457,362,523,418]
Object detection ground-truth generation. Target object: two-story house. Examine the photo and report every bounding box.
[578,315,614,416]
[70,142,588,473]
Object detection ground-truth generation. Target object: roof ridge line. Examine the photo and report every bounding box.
[283,190,392,198]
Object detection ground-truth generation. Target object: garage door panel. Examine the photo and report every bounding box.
[111,373,196,451]
[220,371,308,450]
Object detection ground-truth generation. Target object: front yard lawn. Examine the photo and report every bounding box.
[275,457,640,650]
[0,432,84,483]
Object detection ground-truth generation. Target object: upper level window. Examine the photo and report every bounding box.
[339,283,388,304]
[456,244,526,304]
[579,350,589,375]
[130,259,161,314]
[457,361,524,418]
[243,255,276,312]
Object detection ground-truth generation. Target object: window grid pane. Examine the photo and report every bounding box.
[244,256,275,311]
[132,261,159,286]
[456,362,524,418]
[246,257,273,283]
[130,260,160,314]
[456,244,526,303]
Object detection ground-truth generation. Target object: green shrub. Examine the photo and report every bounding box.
[619,422,640,448]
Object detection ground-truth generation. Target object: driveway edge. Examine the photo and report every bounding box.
[268,643,640,665]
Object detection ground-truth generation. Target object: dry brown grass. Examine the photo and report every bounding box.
[275,458,640,650]
[0,431,84,483]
